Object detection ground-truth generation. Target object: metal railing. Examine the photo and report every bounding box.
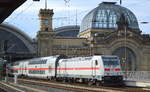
[123,71,150,82]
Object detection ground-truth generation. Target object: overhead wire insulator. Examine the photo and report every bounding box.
[64,0,71,25]
[120,0,122,5]
[64,0,70,7]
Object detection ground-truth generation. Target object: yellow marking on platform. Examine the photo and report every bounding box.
[125,81,150,88]
[143,88,150,91]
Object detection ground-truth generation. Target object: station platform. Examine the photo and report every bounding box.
[124,71,150,89]
[125,80,150,88]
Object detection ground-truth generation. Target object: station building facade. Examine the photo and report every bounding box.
[37,2,150,71]
[1,2,149,71]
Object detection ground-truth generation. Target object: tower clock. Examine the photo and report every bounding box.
[39,9,54,32]
[44,19,49,26]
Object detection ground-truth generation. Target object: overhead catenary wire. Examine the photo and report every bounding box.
[7,0,90,28]
[53,9,89,28]
[9,1,34,23]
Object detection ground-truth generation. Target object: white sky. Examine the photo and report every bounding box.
[4,0,150,38]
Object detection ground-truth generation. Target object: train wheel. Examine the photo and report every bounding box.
[49,77,52,80]
[62,78,66,83]
[72,78,75,83]
[96,81,100,86]
[88,81,93,86]
[53,77,57,81]
[68,78,72,83]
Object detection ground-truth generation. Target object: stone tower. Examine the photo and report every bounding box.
[37,9,54,57]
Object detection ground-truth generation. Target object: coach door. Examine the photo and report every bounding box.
[92,60,97,77]
[20,64,23,75]
[24,63,27,75]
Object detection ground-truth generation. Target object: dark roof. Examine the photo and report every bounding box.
[0,0,26,23]
[54,25,80,38]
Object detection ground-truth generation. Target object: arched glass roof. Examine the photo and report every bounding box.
[0,24,35,53]
[80,2,140,33]
[0,30,30,53]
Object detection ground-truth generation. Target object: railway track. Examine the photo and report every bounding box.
[17,78,149,92]
[0,88,7,92]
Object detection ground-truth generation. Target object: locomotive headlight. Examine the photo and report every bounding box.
[117,72,120,75]
[117,72,119,75]
[107,73,109,76]
[104,73,109,76]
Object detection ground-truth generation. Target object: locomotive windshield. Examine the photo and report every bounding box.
[102,56,119,65]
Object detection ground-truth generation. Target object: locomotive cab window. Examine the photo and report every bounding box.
[102,57,119,65]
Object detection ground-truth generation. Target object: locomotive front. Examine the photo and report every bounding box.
[101,56,124,84]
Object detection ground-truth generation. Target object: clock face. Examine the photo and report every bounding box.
[44,19,49,25]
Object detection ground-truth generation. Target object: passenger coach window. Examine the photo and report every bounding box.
[13,62,19,66]
[29,59,47,65]
[95,60,98,65]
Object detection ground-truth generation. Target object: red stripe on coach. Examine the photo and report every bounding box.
[8,67,100,70]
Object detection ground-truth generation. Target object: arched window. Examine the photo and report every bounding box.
[112,47,136,71]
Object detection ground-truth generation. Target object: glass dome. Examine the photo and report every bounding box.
[80,2,140,33]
